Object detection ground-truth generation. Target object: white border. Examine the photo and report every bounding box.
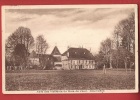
[2,4,139,94]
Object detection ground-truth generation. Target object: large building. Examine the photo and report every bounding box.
[29,47,95,70]
[29,46,62,70]
[61,48,95,70]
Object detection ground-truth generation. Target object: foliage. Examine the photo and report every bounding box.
[15,44,28,66]
[94,51,105,69]
[36,35,49,68]
[36,35,48,54]
[112,12,135,69]
[98,38,112,68]
[113,13,135,53]
[6,26,34,52]
[97,12,135,69]
[5,26,34,68]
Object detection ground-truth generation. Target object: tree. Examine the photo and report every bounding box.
[113,12,135,53]
[36,35,48,54]
[14,44,27,58]
[6,26,34,55]
[100,38,112,68]
[12,44,28,70]
[111,12,135,70]
[6,26,34,69]
[94,51,105,69]
[117,47,133,71]
[36,35,49,69]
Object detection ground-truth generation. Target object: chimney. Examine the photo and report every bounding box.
[67,45,70,49]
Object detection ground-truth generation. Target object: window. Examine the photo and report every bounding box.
[82,65,84,69]
[75,60,77,65]
[87,60,89,64]
[72,60,75,65]
[90,60,92,64]
[84,60,86,64]
[81,60,83,64]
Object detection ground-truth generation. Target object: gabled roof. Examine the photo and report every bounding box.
[51,46,61,55]
[30,50,54,59]
[29,50,37,58]
[62,47,94,60]
[36,54,54,59]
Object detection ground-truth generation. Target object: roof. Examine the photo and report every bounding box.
[51,46,61,55]
[62,48,94,60]
[36,54,54,58]
[54,56,61,62]
[29,50,54,59]
[29,50,37,58]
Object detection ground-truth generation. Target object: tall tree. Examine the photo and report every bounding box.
[6,26,34,69]
[6,26,34,55]
[121,13,135,53]
[13,44,28,70]
[113,12,135,53]
[112,12,135,70]
[36,35,49,69]
[100,38,112,68]
[94,51,105,69]
[36,35,48,54]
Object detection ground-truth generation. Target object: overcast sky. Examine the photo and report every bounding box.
[4,7,134,54]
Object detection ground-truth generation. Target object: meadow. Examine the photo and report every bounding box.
[5,69,135,91]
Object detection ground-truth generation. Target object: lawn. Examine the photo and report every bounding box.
[5,69,135,91]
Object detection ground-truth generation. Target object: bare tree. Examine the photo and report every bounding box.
[36,35,48,54]
[113,12,135,53]
[100,38,112,68]
[36,35,49,69]
[6,26,34,52]
[112,12,135,71]
[123,13,135,53]
[6,26,34,70]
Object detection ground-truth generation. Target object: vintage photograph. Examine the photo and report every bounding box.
[2,5,138,94]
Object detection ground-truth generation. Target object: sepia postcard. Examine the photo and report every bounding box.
[2,5,138,94]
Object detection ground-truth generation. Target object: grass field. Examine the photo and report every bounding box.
[5,69,135,91]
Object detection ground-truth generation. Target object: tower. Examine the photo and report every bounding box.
[51,46,61,56]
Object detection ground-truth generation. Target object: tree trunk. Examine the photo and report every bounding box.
[124,59,127,73]
[103,64,106,74]
[110,55,112,69]
[116,57,118,71]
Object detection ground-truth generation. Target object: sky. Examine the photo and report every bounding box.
[4,7,134,54]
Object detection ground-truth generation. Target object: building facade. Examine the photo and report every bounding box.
[29,46,62,70]
[62,48,95,70]
[29,47,95,70]
[29,50,55,69]
[29,50,40,66]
